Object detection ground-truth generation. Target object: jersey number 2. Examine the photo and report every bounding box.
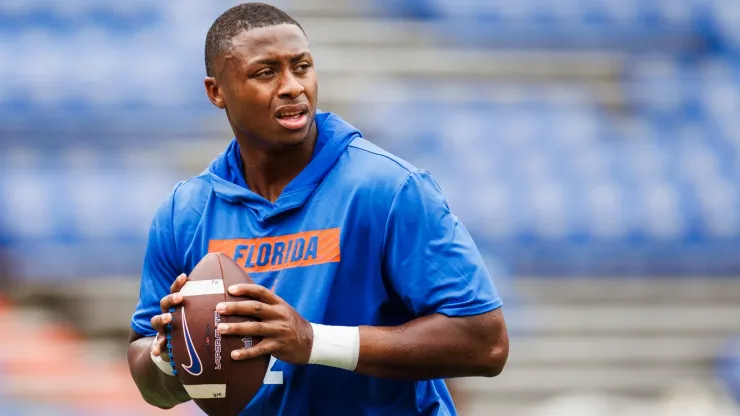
[262,356,283,384]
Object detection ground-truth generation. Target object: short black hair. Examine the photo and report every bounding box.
[205,2,306,77]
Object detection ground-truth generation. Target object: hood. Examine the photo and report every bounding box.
[207,111,361,220]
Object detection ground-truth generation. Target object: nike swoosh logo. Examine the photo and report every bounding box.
[181,306,203,376]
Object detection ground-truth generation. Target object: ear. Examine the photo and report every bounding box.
[204,77,226,109]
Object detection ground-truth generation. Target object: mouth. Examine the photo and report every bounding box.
[275,105,310,130]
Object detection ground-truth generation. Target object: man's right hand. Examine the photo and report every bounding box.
[150,273,187,359]
[128,272,191,409]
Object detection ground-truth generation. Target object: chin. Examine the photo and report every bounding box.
[269,129,309,150]
[278,137,308,148]
[275,117,316,148]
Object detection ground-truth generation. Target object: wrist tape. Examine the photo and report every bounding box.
[308,323,360,371]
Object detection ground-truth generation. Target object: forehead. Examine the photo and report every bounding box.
[229,24,309,63]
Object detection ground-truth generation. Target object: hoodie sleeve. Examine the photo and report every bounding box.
[130,182,184,337]
[382,171,502,318]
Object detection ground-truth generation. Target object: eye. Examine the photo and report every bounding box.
[254,69,276,78]
[294,63,312,73]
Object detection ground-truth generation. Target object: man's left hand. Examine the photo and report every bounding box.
[215,284,313,365]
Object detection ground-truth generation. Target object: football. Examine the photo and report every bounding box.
[167,252,270,416]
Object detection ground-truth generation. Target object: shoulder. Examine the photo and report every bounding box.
[170,171,212,214]
[347,138,417,174]
[343,138,445,202]
[340,138,452,218]
[149,170,214,260]
[155,170,213,233]
[341,138,421,194]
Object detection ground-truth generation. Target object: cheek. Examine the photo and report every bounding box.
[303,77,318,102]
[225,86,273,115]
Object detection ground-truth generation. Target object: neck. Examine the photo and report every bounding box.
[237,126,318,203]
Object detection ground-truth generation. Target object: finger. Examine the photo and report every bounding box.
[170,273,187,294]
[150,313,172,333]
[216,300,280,319]
[160,292,184,314]
[227,283,281,305]
[231,340,279,361]
[216,320,281,337]
[151,333,167,357]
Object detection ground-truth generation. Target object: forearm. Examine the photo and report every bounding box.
[127,336,191,409]
[353,311,508,380]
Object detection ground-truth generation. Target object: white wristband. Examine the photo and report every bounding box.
[151,335,176,377]
[308,323,360,371]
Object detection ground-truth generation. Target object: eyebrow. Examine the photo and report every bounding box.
[250,52,311,66]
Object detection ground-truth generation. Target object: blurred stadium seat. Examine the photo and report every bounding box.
[0,146,186,280]
[0,298,199,416]
[372,0,714,51]
[718,334,740,405]
[2,0,740,414]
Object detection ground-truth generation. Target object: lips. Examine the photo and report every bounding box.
[275,103,310,130]
[277,110,305,118]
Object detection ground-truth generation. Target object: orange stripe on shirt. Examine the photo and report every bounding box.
[208,228,341,273]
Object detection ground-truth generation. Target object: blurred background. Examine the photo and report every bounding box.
[1,0,740,415]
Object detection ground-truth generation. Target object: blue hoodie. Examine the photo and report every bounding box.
[131,111,502,416]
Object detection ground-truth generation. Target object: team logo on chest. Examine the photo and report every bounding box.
[208,228,341,273]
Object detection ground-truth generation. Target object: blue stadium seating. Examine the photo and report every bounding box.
[0,148,186,280]
[0,1,217,129]
[372,0,716,51]
[355,89,740,276]
[3,0,740,406]
[2,0,740,279]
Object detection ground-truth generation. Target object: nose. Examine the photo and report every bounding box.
[277,70,304,99]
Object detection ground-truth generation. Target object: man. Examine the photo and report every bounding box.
[127,3,508,415]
